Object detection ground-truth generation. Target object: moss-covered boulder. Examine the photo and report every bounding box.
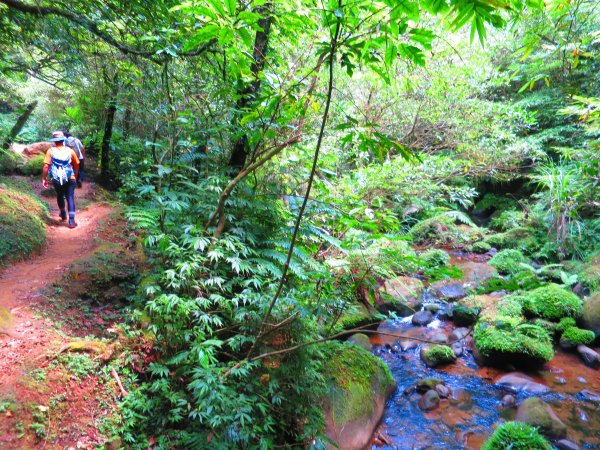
[578,250,600,292]
[472,241,492,254]
[582,291,600,336]
[482,421,552,450]
[496,297,523,317]
[560,327,595,347]
[515,397,567,439]
[0,177,48,265]
[322,341,396,450]
[378,276,423,316]
[409,215,465,245]
[488,249,528,275]
[522,284,583,321]
[473,316,554,367]
[334,303,378,333]
[420,345,456,367]
[419,249,450,268]
[346,333,372,351]
[452,304,480,326]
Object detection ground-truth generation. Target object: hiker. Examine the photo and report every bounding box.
[41,131,80,228]
[63,131,85,188]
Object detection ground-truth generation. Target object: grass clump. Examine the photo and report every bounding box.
[560,327,595,346]
[18,154,45,176]
[472,241,491,254]
[0,176,48,265]
[482,421,551,450]
[556,317,576,334]
[474,316,554,367]
[522,284,582,321]
[489,249,528,275]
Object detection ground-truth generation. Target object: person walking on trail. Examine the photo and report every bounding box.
[42,131,80,229]
[63,131,85,188]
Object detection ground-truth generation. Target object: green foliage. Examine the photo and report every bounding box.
[482,421,552,450]
[474,194,518,213]
[496,297,523,317]
[0,176,48,265]
[474,315,554,367]
[488,249,528,274]
[410,214,459,245]
[560,327,595,346]
[489,210,526,231]
[523,283,583,321]
[556,317,576,334]
[0,148,21,174]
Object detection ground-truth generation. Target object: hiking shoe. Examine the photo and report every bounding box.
[59,210,67,221]
[68,220,78,229]
[76,181,82,188]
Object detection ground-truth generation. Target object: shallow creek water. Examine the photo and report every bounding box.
[370,302,600,449]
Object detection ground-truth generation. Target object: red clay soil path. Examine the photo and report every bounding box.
[0,181,115,449]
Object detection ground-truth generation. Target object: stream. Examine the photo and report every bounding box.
[369,256,600,449]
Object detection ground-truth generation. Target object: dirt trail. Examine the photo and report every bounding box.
[0,181,115,448]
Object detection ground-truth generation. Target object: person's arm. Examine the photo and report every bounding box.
[71,151,80,179]
[42,149,52,188]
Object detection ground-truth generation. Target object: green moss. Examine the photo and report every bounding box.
[475,194,518,213]
[321,341,394,425]
[420,249,450,268]
[561,327,595,346]
[19,154,45,176]
[523,284,582,321]
[334,303,377,333]
[484,228,541,255]
[474,316,554,367]
[416,378,443,393]
[533,319,558,336]
[482,421,552,450]
[452,304,480,326]
[556,317,576,334]
[472,241,491,254]
[489,249,528,275]
[0,177,49,265]
[489,210,526,231]
[422,345,456,366]
[496,298,523,317]
[0,149,22,174]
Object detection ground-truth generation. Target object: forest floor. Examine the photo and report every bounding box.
[0,178,137,449]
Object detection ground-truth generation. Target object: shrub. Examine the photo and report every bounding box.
[0,149,20,174]
[410,215,459,245]
[420,249,450,268]
[484,227,541,255]
[473,316,554,367]
[472,241,491,254]
[489,249,528,274]
[523,284,583,321]
[560,327,595,346]
[474,194,518,213]
[482,421,552,450]
[19,154,45,176]
[490,210,526,231]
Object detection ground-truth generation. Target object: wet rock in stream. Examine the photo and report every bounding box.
[577,344,600,368]
[418,390,440,411]
[494,372,551,395]
[515,397,567,439]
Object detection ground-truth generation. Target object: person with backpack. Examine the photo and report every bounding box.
[41,131,80,228]
[63,131,85,188]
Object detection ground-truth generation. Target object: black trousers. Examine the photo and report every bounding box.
[53,180,76,215]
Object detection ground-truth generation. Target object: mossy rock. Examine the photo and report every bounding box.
[409,215,460,245]
[334,303,378,333]
[0,177,49,265]
[472,241,492,254]
[452,304,480,326]
[346,333,372,351]
[18,154,45,176]
[473,316,554,368]
[578,250,600,292]
[514,397,567,439]
[420,345,456,367]
[0,149,23,174]
[488,249,528,275]
[321,341,396,450]
[496,297,523,318]
[419,249,449,268]
[555,317,577,334]
[523,284,582,321]
[482,421,552,450]
[416,377,443,393]
[484,227,541,255]
[582,291,600,336]
[533,319,558,337]
[378,276,423,316]
[560,327,595,346]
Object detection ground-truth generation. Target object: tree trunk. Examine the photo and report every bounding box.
[100,94,117,184]
[3,101,37,149]
[228,3,272,170]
